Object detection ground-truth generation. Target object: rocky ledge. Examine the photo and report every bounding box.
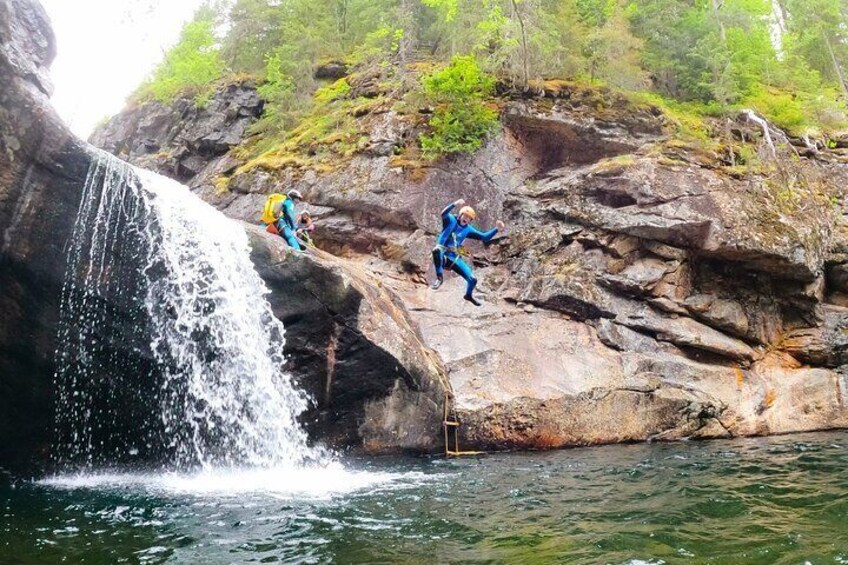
[246,227,449,453]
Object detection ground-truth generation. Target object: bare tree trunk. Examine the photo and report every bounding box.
[339,0,348,38]
[399,0,417,64]
[711,0,726,43]
[824,32,848,99]
[510,0,530,90]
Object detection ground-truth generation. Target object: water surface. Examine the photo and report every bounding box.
[3,432,848,564]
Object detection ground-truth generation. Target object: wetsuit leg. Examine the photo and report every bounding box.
[449,256,477,298]
[432,247,444,276]
[281,225,305,251]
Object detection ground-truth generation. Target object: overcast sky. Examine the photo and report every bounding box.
[41,0,207,139]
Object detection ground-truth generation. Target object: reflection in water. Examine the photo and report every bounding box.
[4,432,848,564]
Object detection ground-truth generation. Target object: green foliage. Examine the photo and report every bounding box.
[220,0,285,73]
[132,0,848,164]
[419,56,499,157]
[627,91,716,141]
[315,78,352,103]
[135,9,224,105]
[238,79,385,174]
[254,51,304,135]
[422,0,460,22]
[745,90,807,131]
[350,27,404,65]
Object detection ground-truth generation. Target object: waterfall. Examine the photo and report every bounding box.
[53,150,324,470]
[769,0,787,58]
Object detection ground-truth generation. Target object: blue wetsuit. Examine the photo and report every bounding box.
[275,198,305,251]
[433,202,498,299]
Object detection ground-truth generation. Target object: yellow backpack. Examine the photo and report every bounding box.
[260,193,287,225]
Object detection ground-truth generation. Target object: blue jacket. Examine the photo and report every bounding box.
[281,198,297,231]
[437,202,498,252]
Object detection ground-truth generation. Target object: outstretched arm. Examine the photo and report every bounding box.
[467,220,506,244]
[441,198,465,219]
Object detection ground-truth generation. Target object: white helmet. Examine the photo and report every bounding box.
[288,189,304,200]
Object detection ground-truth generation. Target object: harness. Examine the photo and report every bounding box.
[434,244,470,270]
[435,215,473,270]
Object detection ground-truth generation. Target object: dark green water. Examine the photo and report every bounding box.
[3,432,848,564]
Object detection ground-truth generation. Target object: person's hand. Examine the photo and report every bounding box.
[455,198,466,208]
[496,220,505,231]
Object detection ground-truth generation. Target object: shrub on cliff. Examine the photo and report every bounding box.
[420,56,499,158]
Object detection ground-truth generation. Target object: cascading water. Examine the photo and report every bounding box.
[53,150,326,471]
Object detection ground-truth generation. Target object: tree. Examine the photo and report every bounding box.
[782,0,848,99]
[137,4,225,105]
[629,0,776,105]
[221,0,285,73]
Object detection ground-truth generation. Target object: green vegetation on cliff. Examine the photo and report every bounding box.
[419,56,499,157]
[135,0,848,161]
[135,6,225,107]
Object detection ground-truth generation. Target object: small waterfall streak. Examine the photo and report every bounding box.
[54,151,324,470]
[742,109,778,158]
[54,156,152,466]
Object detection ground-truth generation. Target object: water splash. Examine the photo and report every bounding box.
[54,150,324,470]
[39,463,430,500]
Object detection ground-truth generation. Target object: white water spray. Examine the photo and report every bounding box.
[54,151,326,470]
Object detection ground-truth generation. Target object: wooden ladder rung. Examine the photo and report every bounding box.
[443,421,460,426]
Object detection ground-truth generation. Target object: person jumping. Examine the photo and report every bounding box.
[431,198,504,306]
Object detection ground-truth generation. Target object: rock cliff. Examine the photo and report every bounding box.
[91,70,848,451]
[0,0,90,470]
[0,0,448,473]
[4,0,848,473]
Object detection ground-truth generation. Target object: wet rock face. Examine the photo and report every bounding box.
[246,227,448,452]
[0,0,55,95]
[0,0,93,471]
[92,51,848,449]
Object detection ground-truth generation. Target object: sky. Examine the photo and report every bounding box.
[40,0,207,139]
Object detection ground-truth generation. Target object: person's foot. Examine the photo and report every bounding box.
[463,294,482,306]
[431,274,443,290]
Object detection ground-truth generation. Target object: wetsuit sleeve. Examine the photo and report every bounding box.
[283,200,297,230]
[466,225,499,244]
[441,202,457,219]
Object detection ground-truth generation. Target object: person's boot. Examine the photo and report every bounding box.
[431,273,444,290]
[463,294,482,306]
